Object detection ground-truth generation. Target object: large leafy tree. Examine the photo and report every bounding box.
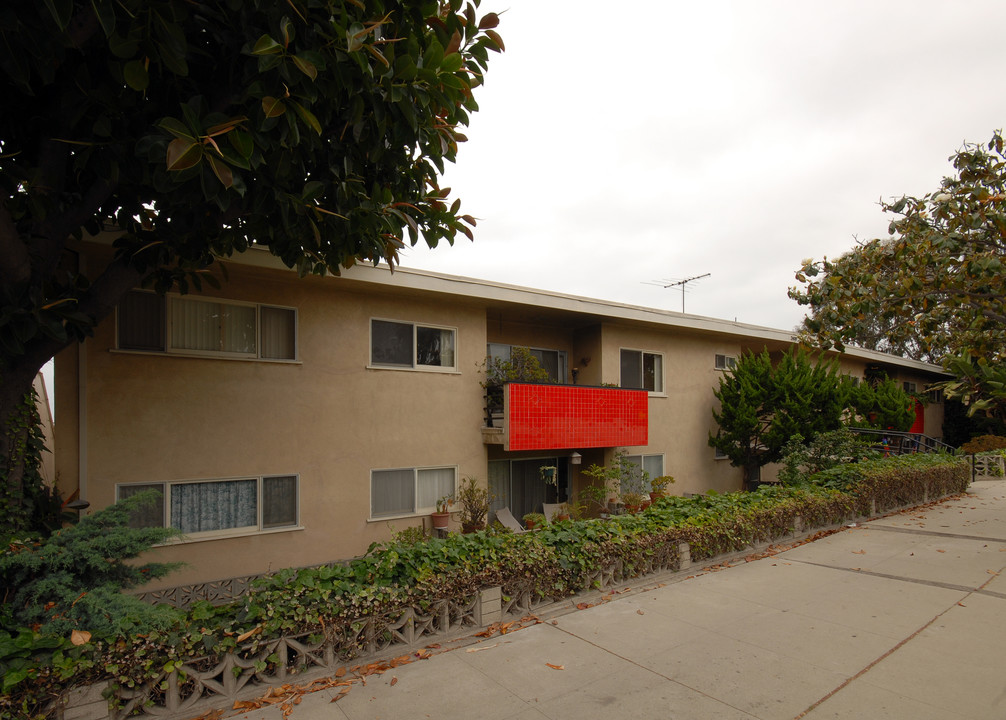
[0,0,503,530]
[790,132,1006,366]
[709,349,855,489]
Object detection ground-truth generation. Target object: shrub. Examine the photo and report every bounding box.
[1,453,970,718]
[0,492,182,637]
[778,429,881,485]
[960,434,1006,454]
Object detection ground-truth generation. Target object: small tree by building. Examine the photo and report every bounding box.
[709,348,852,489]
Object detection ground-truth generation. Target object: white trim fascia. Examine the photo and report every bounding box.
[81,233,948,376]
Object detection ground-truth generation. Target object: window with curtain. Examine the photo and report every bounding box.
[117,475,299,536]
[371,466,457,518]
[620,349,663,392]
[117,290,296,360]
[371,319,456,370]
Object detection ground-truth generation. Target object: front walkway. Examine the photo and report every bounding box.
[224,479,1006,720]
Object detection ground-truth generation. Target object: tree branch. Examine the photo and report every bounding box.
[0,202,31,288]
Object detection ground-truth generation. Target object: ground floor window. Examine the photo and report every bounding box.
[117,475,299,536]
[371,466,457,518]
[488,457,564,521]
[624,453,664,491]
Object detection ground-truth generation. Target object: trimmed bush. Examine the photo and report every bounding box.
[0,453,970,719]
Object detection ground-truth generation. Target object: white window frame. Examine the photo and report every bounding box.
[927,388,944,404]
[116,290,298,361]
[115,474,300,541]
[369,465,459,520]
[624,453,665,488]
[619,348,664,394]
[714,446,729,460]
[903,381,918,393]
[370,318,458,372]
[715,354,737,371]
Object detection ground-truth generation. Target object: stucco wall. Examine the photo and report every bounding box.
[60,260,489,587]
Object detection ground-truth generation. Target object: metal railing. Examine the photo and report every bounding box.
[847,427,958,455]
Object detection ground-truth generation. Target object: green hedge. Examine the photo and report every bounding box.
[0,453,970,719]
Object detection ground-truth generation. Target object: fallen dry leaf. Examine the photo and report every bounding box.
[70,629,91,646]
[852,550,866,555]
[546,663,564,670]
[937,549,946,553]
[466,642,501,653]
[335,667,346,678]
[576,602,593,610]
[390,677,398,686]
[236,626,261,643]
[636,609,645,615]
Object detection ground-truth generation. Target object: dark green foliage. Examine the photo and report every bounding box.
[0,492,182,637]
[960,435,1006,454]
[1,454,968,717]
[0,0,504,524]
[778,429,881,485]
[0,388,62,540]
[865,378,917,431]
[709,348,852,486]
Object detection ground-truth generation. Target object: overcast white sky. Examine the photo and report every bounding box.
[400,0,1006,331]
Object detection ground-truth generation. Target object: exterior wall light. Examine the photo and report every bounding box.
[570,451,582,465]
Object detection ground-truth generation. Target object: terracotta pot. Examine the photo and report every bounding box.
[649,491,664,502]
[431,511,450,530]
[554,514,570,522]
[524,519,538,530]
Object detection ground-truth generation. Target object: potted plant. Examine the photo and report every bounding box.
[480,347,552,427]
[621,490,645,514]
[522,512,546,530]
[457,476,493,533]
[539,465,558,486]
[650,474,674,502]
[431,495,453,530]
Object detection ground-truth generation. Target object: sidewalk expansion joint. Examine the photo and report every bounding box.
[788,558,1006,596]
[864,524,1006,544]
[794,555,1006,719]
[546,622,755,718]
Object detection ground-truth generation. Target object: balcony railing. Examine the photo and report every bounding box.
[484,382,648,451]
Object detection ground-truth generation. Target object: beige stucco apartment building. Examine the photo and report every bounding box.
[53,242,948,590]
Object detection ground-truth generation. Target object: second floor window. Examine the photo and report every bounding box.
[620,349,663,392]
[486,343,567,383]
[117,291,296,360]
[715,354,737,371]
[371,319,456,370]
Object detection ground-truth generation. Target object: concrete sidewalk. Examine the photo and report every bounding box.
[223,480,1006,720]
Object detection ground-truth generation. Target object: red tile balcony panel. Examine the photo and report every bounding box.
[504,383,648,451]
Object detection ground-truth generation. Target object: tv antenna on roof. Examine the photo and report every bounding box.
[644,273,711,313]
